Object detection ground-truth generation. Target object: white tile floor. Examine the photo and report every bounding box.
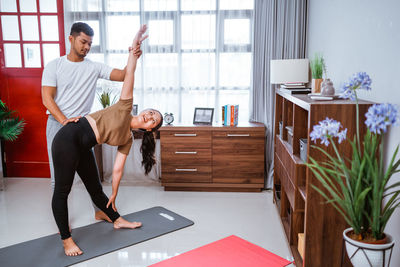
[0,178,294,267]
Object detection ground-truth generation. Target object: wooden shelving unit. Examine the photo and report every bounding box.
[298,186,306,201]
[273,89,373,267]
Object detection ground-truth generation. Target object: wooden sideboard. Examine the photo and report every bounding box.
[159,123,265,192]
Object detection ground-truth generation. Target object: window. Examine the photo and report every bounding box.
[65,0,253,123]
[0,0,62,69]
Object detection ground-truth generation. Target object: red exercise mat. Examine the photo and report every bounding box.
[150,235,293,267]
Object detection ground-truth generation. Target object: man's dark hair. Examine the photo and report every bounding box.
[70,22,94,37]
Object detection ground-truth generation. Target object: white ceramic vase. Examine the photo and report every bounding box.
[343,228,395,267]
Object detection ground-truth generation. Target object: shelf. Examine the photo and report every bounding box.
[276,88,374,110]
[299,186,306,201]
[276,135,305,165]
[294,154,305,164]
[290,245,304,267]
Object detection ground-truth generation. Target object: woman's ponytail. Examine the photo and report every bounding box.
[139,109,163,175]
[140,131,156,175]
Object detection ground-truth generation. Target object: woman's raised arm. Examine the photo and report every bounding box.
[120,25,148,100]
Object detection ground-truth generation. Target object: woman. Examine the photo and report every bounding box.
[51,25,163,256]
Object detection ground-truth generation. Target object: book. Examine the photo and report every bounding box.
[308,93,339,100]
[280,88,311,94]
[284,82,305,86]
[225,105,230,126]
[222,104,239,126]
[231,105,234,126]
[309,96,334,100]
[222,106,225,125]
[280,84,306,89]
[233,105,238,126]
[230,105,239,126]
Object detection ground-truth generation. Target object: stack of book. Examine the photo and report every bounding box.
[279,83,311,94]
[222,104,239,126]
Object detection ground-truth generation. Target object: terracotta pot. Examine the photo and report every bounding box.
[343,228,395,267]
[311,78,323,94]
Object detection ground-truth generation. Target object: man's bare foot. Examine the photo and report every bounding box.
[113,217,142,229]
[63,237,83,256]
[95,210,112,223]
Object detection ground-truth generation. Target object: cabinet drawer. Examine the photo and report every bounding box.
[212,131,265,153]
[212,154,264,183]
[213,131,265,138]
[212,130,265,184]
[161,131,211,149]
[161,165,211,183]
[161,148,211,165]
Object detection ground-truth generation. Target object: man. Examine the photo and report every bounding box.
[42,22,127,222]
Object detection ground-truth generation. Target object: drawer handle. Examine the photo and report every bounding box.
[174,133,197,137]
[175,168,198,172]
[175,151,197,154]
[227,134,250,137]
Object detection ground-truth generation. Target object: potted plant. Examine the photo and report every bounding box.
[97,88,117,108]
[94,88,118,181]
[0,100,25,190]
[307,72,399,267]
[310,53,325,93]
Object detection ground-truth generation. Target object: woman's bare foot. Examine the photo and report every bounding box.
[95,210,112,223]
[63,237,83,256]
[113,217,142,229]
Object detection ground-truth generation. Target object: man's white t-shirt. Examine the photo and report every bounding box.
[41,55,113,118]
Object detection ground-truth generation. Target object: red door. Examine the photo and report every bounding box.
[0,0,65,177]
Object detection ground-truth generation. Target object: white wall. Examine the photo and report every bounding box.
[307,0,400,265]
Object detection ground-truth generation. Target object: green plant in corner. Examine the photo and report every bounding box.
[97,89,117,109]
[310,53,325,79]
[0,99,25,141]
[307,72,400,242]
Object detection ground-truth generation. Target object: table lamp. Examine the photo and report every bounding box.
[270,59,309,90]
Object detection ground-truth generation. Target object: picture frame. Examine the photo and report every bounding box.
[193,107,214,125]
[132,104,138,116]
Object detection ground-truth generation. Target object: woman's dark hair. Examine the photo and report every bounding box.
[70,22,94,37]
[140,110,163,175]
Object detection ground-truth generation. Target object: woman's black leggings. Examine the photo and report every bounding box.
[51,117,120,240]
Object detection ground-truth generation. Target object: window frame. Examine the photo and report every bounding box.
[66,0,253,89]
[66,0,253,122]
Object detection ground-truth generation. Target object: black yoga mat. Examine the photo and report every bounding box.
[0,206,194,267]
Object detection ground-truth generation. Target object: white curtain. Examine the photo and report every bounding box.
[63,0,254,182]
[250,0,308,189]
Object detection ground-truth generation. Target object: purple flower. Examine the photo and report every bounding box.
[340,72,372,100]
[310,118,348,146]
[338,128,348,144]
[365,103,399,134]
